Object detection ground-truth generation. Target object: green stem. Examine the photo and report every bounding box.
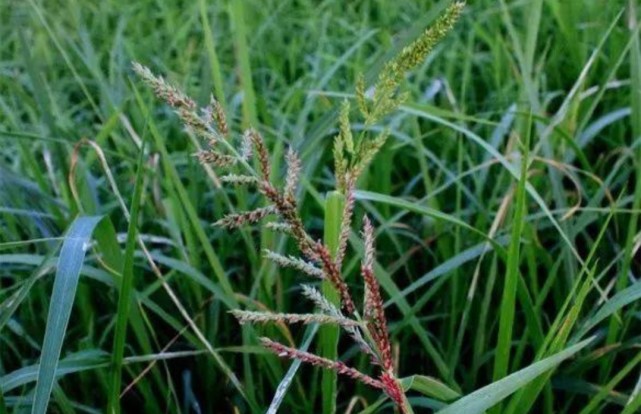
[401,393,415,414]
[107,136,146,414]
[320,191,345,414]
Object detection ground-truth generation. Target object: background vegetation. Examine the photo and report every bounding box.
[1,0,641,412]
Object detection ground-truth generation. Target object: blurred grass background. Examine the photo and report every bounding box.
[1,0,641,412]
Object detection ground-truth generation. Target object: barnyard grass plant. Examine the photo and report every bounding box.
[135,3,465,412]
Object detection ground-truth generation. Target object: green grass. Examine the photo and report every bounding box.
[1,0,641,412]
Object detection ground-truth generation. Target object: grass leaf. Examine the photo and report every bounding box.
[437,337,596,414]
[31,216,104,414]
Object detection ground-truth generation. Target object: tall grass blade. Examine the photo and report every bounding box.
[228,0,257,128]
[31,215,104,414]
[437,337,595,414]
[107,132,147,414]
[603,0,641,376]
[491,118,530,405]
[573,280,641,341]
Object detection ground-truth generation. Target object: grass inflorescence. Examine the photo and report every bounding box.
[1,0,641,413]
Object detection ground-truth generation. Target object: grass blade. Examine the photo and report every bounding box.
[401,375,461,402]
[602,0,641,380]
[228,0,257,128]
[573,280,641,341]
[355,190,501,247]
[106,129,147,413]
[491,121,529,397]
[31,215,104,414]
[437,337,596,414]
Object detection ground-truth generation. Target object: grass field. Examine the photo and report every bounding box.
[2,0,641,412]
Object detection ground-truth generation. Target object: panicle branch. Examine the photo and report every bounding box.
[368,2,465,122]
[260,337,385,390]
[207,95,229,137]
[265,222,293,234]
[238,130,254,162]
[220,174,259,185]
[247,128,271,180]
[381,372,406,409]
[335,175,355,270]
[214,206,276,229]
[195,150,235,167]
[284,148,301,201]
[361,216,393,372]
[264,250,324,279]
[230,310,358,327]
[314,241,356,314]
[392,2,465,77]
[302,285,379,364]
[132,62,196,110]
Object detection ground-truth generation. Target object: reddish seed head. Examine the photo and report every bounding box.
[380,372,405,408]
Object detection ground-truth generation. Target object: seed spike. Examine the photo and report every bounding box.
[264,250,324,279]
[214,206,276,229]
[260,338,385,390]
[230,310,358,327]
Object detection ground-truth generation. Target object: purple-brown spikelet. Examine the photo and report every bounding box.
[176,107,210,135]
[195,150,236,167]
[210,96,228,137]
[315,241,356,314]
[214,206,276,229]
[260,337,385,390]
[361,216,393,371]
[256,181,319,262]
[380,372,405,409]
[132,62,196,110]
[247,128,271,180]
